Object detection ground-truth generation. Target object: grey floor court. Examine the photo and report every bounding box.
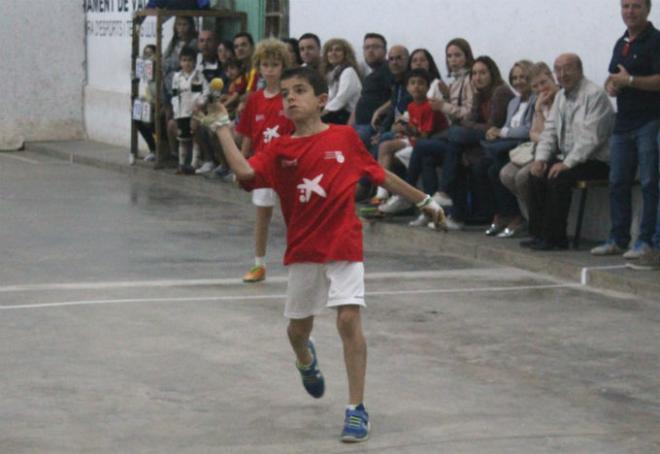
[1,150,659,454]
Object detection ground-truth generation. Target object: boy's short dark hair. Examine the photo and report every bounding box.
[281,66,328,95]
[298,32,321,48]
[144,44,157,53]
[405,68,431,86]
[363,33,387,50]
[225,56,240,69]
[233,31,254,46]
[179,46,197,61]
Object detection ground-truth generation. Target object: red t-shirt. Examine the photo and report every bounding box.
[242,124,386,265]
[236,90,295,155]
[407,100,449,140]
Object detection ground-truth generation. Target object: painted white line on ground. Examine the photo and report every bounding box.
[0,153,41,164]
[0,283,578,310]
[0,267,537,293]
[580,265,628,285]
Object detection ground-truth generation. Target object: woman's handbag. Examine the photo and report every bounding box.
[509,141,535,166]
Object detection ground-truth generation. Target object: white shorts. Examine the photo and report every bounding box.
[284,261,365,319]
[394,145,413,168]
[252,188,276,207]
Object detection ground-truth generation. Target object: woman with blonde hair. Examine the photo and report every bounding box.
[319,38,362,124]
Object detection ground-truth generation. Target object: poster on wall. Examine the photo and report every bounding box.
[85,0,173,94]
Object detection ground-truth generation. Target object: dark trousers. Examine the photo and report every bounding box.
[135,121,156,152]
[483,139,523,218]
[528,159,609,244]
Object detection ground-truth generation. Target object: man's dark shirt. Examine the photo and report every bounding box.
[609,21,660,133]
[354,61,393,125]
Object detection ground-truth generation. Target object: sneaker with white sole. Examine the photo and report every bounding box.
[340,403,370,443]
[143,152,156,162]
[378,195,412,215]
[622,240,652,260]
[590,240,625,256]
[195,161,215,174]
[296,339,325,398]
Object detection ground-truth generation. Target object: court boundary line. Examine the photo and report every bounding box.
[0,283,579,310]
[0,267,546,293]
[0,152,41,164]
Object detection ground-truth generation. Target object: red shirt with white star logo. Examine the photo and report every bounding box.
[242,124,386,265]
[235,89,295,155]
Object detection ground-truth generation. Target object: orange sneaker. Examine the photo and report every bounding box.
[243,265,266,283]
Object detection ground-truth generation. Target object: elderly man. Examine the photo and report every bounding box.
[592,0,660,268]
[522,54,615,251]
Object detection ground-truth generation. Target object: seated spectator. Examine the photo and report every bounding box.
[298,33,322,71]
[282,37,303,67]
[371,68,448,205]
[481,60,535,237]
[522,53,614,251]
[217,39,235,75]
[499,62,559,229]
[370,45,411,137]
[320,38,363,124]
[385,55,512,229]
[171,46,209,173]
[350,33,391,147]
[191,30,226,174]
[373,68,448,204]
[393,38,475,225]
[407,48,449,101]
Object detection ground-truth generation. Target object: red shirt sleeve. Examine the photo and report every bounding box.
[239,139,276,191]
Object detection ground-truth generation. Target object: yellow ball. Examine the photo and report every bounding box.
[210,77,224,91]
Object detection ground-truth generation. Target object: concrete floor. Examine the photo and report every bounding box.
[1,151,659,453]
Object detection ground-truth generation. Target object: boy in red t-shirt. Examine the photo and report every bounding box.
[372,68,448,205]
[212,66,446,443]
[234,39,295,283]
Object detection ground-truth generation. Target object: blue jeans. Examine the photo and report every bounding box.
[353,124,375,151]
[608,119,660,247]
[481,139,523,218]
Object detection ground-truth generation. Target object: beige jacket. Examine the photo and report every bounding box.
[439,71,474,124]
[535,78,614,168]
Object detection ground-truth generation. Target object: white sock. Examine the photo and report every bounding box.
[255,256,265,267]
[375,186,388,199]
[178,143,186,165]
[191,143,200,166]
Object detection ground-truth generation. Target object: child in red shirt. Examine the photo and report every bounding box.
[233,39,295,283]
[372,68,448,204]
[212,66,445,443]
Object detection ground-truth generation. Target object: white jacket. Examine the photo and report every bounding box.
[172,69,209,119]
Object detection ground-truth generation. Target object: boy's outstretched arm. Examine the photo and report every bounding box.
[210,103,255,181]
[381,170,448,230]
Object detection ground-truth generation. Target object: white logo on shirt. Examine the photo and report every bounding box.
[324,150,345,163]
[255,114,265,122]
[297,174,327,203]
[263,125,280,144]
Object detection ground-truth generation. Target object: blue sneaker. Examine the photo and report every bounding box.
[296,339,325,398]
[340,403,370,443]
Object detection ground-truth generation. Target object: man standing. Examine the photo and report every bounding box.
[298,33,322,71]
[592,0,660,266]
[523,54,614,250]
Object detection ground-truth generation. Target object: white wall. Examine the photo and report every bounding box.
[291,0,660,86]
[0,0,85,148]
